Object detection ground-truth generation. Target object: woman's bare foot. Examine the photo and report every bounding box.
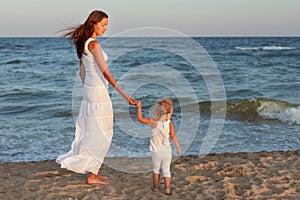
[87,173,110,185]
[97,174,112,180]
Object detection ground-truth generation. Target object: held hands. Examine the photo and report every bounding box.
[128,96,138,106]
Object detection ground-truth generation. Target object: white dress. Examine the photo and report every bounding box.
[56,38,113,175]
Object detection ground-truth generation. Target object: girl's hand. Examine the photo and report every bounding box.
[136,100,142,107]
[177,148,182,155]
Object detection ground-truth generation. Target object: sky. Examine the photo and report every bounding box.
[0,0,299,37]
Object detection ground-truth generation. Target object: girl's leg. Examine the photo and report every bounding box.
[163,177,171,195]
[161,147,172,195]
[151,152,161,191]
[87,172,110,185]
[153,173,160,191]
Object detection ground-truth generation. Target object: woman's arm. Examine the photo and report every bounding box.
[79,60,85,85]
[137,101,152,125]
[169,121,182,155]
[89,41,136,105]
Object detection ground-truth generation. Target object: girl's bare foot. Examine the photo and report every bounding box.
[164,188,171,195]
[87,173,110,185]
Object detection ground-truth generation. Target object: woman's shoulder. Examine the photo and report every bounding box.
[88,39,99,47]
[88,39,101,52]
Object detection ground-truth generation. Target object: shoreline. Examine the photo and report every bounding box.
[1,149,299,199]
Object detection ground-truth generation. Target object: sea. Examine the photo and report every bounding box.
[0,37,299,163]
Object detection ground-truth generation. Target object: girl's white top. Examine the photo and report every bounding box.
[150,120,171,152]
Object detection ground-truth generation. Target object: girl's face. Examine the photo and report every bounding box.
[165,108,173,121]
[94,18,108,36]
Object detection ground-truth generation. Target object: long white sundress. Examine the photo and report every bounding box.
[56,38,113,175]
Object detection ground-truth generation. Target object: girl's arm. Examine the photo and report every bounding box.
[79,60,85,85]
[89,41,136,105]
[169,121,182,155]
[137,101,152,125]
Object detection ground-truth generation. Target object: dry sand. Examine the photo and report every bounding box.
[1,149,299,199]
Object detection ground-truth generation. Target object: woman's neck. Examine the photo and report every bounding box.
[91,33,98,39]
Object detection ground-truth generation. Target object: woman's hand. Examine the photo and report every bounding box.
[128,96,137,106]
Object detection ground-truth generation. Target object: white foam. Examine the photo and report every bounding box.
[257,101,286,119]
[235,47,260,51]
[278,107,300,125]
[235,46,296,51]
[256,100,300,125]
[262,46,296,50]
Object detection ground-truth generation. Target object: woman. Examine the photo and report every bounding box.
[56,10,136,185]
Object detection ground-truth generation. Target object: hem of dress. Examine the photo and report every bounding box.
[55,158,102,175]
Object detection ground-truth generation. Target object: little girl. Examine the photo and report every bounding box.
[136,98,182,195]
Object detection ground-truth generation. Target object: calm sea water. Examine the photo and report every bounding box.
[0,37,299,162]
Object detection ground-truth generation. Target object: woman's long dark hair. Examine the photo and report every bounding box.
[63,10,108,60]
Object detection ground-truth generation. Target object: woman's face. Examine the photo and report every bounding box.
[94,18,108,36]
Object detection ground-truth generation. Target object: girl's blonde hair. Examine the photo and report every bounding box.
[151,98,173,121]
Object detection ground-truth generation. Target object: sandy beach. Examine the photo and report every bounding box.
[1,149,299,200]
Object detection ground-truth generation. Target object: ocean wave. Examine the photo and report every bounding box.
[0,90,53,99]
[278,107,300,125]
[3,59,22,64]
[235,46,296,51]
[197,98,299,124]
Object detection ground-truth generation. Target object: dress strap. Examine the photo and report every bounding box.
[84,38,96,54]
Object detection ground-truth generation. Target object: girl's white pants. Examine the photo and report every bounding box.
[151,145,172,177]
